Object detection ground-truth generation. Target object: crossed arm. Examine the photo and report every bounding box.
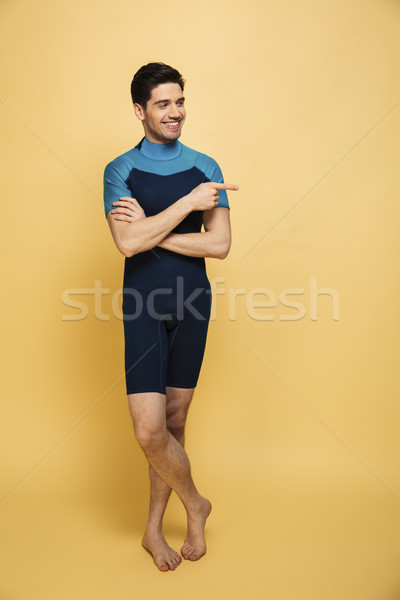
[107,182,237,260]
[158,207,231,259]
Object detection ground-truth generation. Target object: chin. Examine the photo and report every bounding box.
[165,132,181,141]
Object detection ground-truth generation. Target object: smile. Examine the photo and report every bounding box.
[162,121,181,130]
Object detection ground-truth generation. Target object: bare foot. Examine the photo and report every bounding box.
[142,528,182,572]
[181,496,212,561]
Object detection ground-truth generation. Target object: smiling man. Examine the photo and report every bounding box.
[103,62,238,572]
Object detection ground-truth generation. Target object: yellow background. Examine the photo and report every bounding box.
[1,0,400,597]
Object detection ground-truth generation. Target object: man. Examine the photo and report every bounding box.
[103,62,238,572]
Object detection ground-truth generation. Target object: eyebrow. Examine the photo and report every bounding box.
[152,96,185,106]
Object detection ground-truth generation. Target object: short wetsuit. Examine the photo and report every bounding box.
[103,136,230,394]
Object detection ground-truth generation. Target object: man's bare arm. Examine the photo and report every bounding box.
[158,207,231,259]
[107,195,191,257]
[107,182,238,257]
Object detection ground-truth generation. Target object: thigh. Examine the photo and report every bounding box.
[123,310,169,395]
[166,386,195,420]
[128,392,166,435]
[166,289,211,388]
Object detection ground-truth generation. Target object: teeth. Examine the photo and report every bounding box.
[164,122,180,126]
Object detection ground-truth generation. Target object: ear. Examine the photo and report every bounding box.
[134,103,145,121]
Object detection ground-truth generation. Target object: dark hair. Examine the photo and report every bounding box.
[130,62,185,109]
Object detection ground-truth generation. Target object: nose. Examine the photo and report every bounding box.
[168,103,183,120]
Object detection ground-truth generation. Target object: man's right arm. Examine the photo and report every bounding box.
[107,196,194,257]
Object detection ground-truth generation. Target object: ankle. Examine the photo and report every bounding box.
[145,521,163,535]
[186,494,206,514]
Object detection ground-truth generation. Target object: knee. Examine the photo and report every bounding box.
[166,412,186,439]
[134,424,168,450]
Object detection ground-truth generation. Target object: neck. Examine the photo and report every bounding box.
[140,136,181,160]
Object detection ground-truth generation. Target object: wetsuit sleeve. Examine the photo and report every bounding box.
[208,161,230,209]
[103,162,132,218]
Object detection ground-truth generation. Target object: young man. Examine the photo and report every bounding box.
[103,62,238,572]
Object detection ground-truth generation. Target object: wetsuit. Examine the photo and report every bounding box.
[103,136,230,394]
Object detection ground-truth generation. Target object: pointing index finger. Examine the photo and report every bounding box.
[210,182,239,191]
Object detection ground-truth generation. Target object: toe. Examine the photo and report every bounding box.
[182,544,194,559]
[169,553,181,569]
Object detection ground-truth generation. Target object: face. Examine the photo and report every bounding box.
[134,82,186,144]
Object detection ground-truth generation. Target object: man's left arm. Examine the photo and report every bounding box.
[157,207,231,259]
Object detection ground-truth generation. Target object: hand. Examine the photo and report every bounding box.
[110,197,146,222]
[186,182,239,211]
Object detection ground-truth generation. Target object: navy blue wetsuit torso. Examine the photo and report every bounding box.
[103,136,230,395]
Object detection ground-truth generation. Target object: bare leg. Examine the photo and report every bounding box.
[142,388,191,571]
[141,463,180,571]
[146,464,173,532]
[128,390,212,568]
[145,387,192,532]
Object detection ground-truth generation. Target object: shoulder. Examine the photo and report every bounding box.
[104,146,138,179]
[180,142,222,176]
